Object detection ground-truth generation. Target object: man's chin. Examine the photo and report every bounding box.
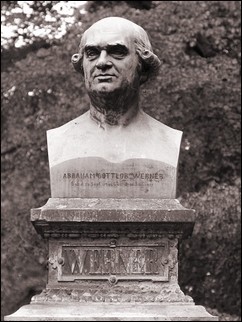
[92,83,118,94]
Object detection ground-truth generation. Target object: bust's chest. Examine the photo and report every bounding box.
[54,126,174,164]
[48,126,179,199]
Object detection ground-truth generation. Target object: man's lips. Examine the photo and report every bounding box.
[94,74,116,78]
[94,74,117,83]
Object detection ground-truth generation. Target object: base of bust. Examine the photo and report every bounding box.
[4,302,218,321]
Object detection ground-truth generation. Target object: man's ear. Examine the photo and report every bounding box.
[71,53,84,75]
[136,59,149,85]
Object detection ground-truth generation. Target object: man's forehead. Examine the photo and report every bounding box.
[83,29,134,48]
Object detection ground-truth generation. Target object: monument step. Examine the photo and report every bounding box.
[4,303,218,321]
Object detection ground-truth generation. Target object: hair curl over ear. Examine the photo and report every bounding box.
[71,53,84,75]
[71,18,161,84]
[134,41,161,84]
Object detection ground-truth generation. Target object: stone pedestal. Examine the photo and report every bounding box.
[4,303,218,321]
[5,198,218,321]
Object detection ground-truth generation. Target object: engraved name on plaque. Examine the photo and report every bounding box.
[59,246,168,282]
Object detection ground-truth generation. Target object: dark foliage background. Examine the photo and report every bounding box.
[1,1,241,321]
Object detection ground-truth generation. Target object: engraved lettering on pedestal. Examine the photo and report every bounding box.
[145,249,159,274]
[58,245,169,282]
[63,171,164,189]
[51,158,177,198]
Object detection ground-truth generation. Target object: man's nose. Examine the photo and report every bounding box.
[96,50,112,69]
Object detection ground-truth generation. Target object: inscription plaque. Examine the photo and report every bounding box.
[57,242,170,282]
[50,157,177,198]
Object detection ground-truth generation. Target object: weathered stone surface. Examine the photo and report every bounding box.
[31,198,196,239]
[28,198,197,311]
[31,283,192,304]
[4,303,219,321]
[46,236,180,287]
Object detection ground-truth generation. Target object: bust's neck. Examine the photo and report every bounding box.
[88,88,140,127]
[89,102,139,128]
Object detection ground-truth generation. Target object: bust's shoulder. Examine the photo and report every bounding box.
[47,112,89,138]
[46,112,89,141]
[138,111,183,149]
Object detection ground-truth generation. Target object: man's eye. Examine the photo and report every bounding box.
[108,46,128,58]
[113,52,126,57]
[110,49,127,58]
[86,49,99,58]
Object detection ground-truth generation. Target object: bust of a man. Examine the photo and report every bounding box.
[47,17,182,199]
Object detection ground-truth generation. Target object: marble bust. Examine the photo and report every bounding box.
[47,17,182,199]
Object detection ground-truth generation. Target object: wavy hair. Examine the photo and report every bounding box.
[71,17,161,84]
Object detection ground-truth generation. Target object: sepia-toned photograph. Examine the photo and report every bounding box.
[1,1,241,321]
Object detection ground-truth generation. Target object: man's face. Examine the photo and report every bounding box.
[82,25,140,94]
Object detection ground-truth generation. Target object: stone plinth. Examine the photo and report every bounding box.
[31,198,194,303]
[31,198,195,238]
[4,198,218,320]
[4,303,218,321]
